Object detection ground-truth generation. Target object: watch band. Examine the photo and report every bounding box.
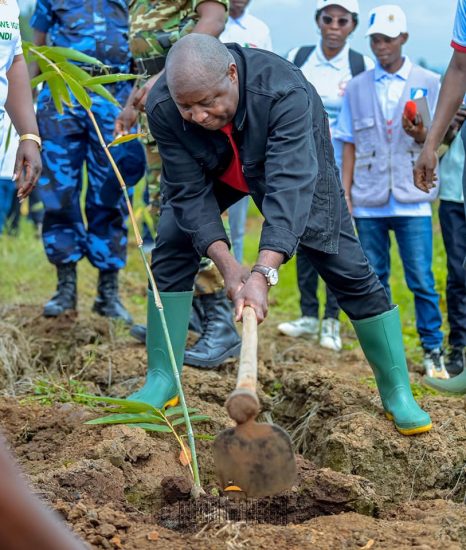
[19,133,42,152]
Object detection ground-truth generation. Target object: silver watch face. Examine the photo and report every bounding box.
[268,268,279,286]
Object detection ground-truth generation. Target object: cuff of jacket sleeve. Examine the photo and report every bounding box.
[193,221,231,257]
[259,225,299,261]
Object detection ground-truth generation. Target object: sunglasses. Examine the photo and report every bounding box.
[321,14,352,27]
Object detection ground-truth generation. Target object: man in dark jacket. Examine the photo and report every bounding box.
[137,33,430,437]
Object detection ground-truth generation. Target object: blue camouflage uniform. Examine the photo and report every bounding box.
[31,0,135,270]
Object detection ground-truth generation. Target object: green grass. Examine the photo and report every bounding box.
[0,190,449,365]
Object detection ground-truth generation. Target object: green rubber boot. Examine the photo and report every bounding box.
[352,306,432,436]
[423,368,466,394]
[128,289,193,409]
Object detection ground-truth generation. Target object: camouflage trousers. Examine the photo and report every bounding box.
[37,82,132,270]
[140,113,225,296]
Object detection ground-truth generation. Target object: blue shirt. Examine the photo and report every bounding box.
[452,0,466,51]
[30,0,130,69]
[335,57,436,218]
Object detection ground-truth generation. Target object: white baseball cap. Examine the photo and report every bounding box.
[316,0,360,15]
[366,5,407,38]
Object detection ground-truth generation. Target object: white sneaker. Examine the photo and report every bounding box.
[423,348,449,379]
[277,316,319,339]
[319,318,342,352]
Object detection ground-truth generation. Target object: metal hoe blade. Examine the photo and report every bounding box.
[213,420,297,498]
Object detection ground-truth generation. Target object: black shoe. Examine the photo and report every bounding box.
[189,295,204,334]
[130,323,146,344]
[92,270,133,324]
[129,296,204,345]
[184,290,241,369]
[445,347,466,377]
[43,263,77,317]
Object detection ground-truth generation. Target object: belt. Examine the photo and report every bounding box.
[135,55,166,77]
[79,64,124,77]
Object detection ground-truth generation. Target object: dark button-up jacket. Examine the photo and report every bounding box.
[146,44,342,260]
[31,0,130,68]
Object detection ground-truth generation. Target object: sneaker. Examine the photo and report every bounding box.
[423,348,449,379]
[445,346,466,377]
[277,316,319,339]
[319,318,342,352]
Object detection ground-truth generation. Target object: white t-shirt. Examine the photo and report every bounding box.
[0,0,22,144]
[220,12,273,51]
[287,43,373,168]
[0,112,19,178]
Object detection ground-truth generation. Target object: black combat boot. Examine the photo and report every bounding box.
[43,263,77,317]
[129,295,204,344]
[92,270,133,324]
[184,290,241,369]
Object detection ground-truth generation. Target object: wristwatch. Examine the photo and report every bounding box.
[251,264,279,286]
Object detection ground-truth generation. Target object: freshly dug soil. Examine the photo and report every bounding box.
[0,304,465,549]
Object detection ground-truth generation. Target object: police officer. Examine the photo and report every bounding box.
[31,0,136,322]
[115,0,243,370]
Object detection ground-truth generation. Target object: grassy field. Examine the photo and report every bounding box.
[0,185,448,365]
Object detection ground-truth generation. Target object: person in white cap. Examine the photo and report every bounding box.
[335,4,448,379]
[278,0,373,352]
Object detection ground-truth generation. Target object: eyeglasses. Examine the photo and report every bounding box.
[321,14,352,27]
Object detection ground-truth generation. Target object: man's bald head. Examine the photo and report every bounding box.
[165,34,240,131]
[166,34,235,95]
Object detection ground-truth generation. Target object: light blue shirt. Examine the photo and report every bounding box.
[452,0,466,50]
[439,131,465,203]
[335,57,433,217]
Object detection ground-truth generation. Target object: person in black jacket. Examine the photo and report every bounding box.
[136,33,431,437]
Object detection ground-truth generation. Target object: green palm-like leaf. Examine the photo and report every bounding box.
[56,61,93,82]
[61,72,92,109]
[164,406,200,417]
[127,423,172,433]
[171,414,210,427]
[41,46,104,67]
[85,412,165,425]
[75,394,162,414]
[85,83,119,106]
[30,70,56,88]
[82,73,138,86]
[48,75,66,114]
[108,133,146,147]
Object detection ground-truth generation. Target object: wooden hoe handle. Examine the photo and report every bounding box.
[225,306,261,424]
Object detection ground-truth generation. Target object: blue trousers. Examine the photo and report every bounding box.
[0,178,15,233]
[439,200,466,347]
[37,83,131,270]
[355,216,443,350]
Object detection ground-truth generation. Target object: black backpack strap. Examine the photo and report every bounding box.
[348,48,366,77]
[293,45,316,68]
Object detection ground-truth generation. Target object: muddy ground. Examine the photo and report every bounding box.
[1,304,465,549]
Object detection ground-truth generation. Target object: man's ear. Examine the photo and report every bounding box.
[400,32,409,46]
[228,63,238,84]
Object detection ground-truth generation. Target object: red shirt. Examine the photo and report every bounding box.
[218,122,249,193]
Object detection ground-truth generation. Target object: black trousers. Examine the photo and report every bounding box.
[439,200,466,347]
[152,186,389,321]
[296,245,340,319]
